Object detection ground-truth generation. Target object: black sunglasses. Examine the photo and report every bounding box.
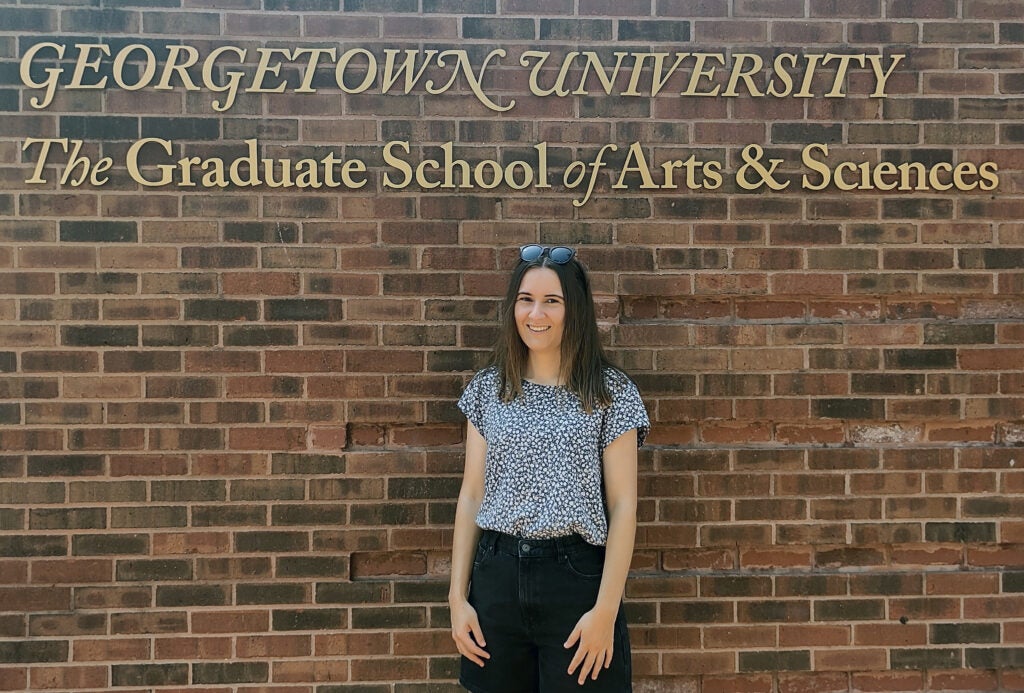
[519,244,576,265]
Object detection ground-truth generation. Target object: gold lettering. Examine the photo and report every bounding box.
[204,46,247,112]
[978,162,999,191]
[112,44,156,90]
[381,49,438,93]
[126,138,174,187]
[68,43,110,89]
[156,45,200,91]
[293,48,336,93]
[382,140,413,189]
[722,53,764,97]
[520,50,577,97]
[682,53,724,96]
[766,53,796,97]
[801,143,831,191]
[866,54,906,97]
[613,143,658,189]
[822,53,865,97]
[248,48,291,93]
[20,42,65,109]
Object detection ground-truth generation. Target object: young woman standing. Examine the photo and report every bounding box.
[449,245,649,692]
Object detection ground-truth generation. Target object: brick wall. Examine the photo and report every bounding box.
[2,2,1024,692]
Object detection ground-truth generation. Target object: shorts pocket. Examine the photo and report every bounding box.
[472,540,491,569]
[563,545,604,579]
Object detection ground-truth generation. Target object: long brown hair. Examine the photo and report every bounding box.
[492,252,617,412]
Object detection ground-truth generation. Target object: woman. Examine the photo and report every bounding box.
[449,245,649,692]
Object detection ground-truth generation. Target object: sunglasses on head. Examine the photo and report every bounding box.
[519,244,576,265]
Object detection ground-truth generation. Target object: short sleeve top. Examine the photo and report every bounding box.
[457,365,649,546]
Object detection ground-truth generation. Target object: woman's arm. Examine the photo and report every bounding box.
[449,421,489,666]
[564,427,638,684]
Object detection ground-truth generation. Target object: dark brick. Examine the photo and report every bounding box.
[884,349,957,369]
[142,325,219,347]
[182,247,257,269]
[277,556,348,578]
[272,504,346,525]
[193,505,267,527]
[110,506,188,528]
[26,455,104,477]
[60,273,137,294]
[0,535,67,557]
[1002,23,1024,43]
[388,477,461,500]
[813,399,885,420]
[29,508,106,530]
[236,531,309,553]
[851,373,925,395]
[193,662,269,684]
[265,299,344,321]
[931,623,1000,644]
[773,123,843,144]
[351,606,426,629]
[141,117,220,140]
[738,601,812,622]
[394,581,447,604]
[237,583,308,605]
[539,19,612,40]
[224,221,299,243]
[146,377,220,399]
[0,640,68,663]
[61,116,139,140]
[924,324,995,345]
[462,17,534,39]
[317,582,391,604]
[424,0,494,12]
[104,351,181,373]
[966,648,1024,668]
[272,609,345,630]
[72,533,149,556]
[348,0,417,9]
[619,19,690,41]
[738,650,810,672]
[62,325,137,347]
[60,9,136,32]
[271,453,346,475]
[0,509,25,531]
[111,664,189,687]
[1005,572,1024,592]
[882,198,954,219]
[117,559,192,582]
[892,648,962,669]
[58,221,136,243]
[151,480,225,502]
[0,404,20,425]
[815,599,885,621]
[961,248,1024,270]
[925,522,997,543]
[156,585,229,607]
[184,300,259,322]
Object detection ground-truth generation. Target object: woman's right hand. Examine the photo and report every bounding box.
[450,598,489,667]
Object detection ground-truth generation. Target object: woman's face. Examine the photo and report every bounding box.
[514,267,565,356]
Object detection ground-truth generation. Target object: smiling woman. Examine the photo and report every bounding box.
[449,246,649,692]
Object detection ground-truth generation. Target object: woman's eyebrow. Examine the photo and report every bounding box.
[517,291,564,298]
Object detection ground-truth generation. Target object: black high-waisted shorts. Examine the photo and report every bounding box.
[459,529,632,693]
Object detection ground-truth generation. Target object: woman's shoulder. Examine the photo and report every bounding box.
[601,365,637,391]
[465,365,500,390]
[600,365,646,403]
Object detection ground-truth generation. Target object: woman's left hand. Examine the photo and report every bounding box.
[564,606,616,684]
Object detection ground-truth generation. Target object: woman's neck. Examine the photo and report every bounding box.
[524,353,562,386]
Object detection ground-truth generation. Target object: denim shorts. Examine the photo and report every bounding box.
[459,529,632,693]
